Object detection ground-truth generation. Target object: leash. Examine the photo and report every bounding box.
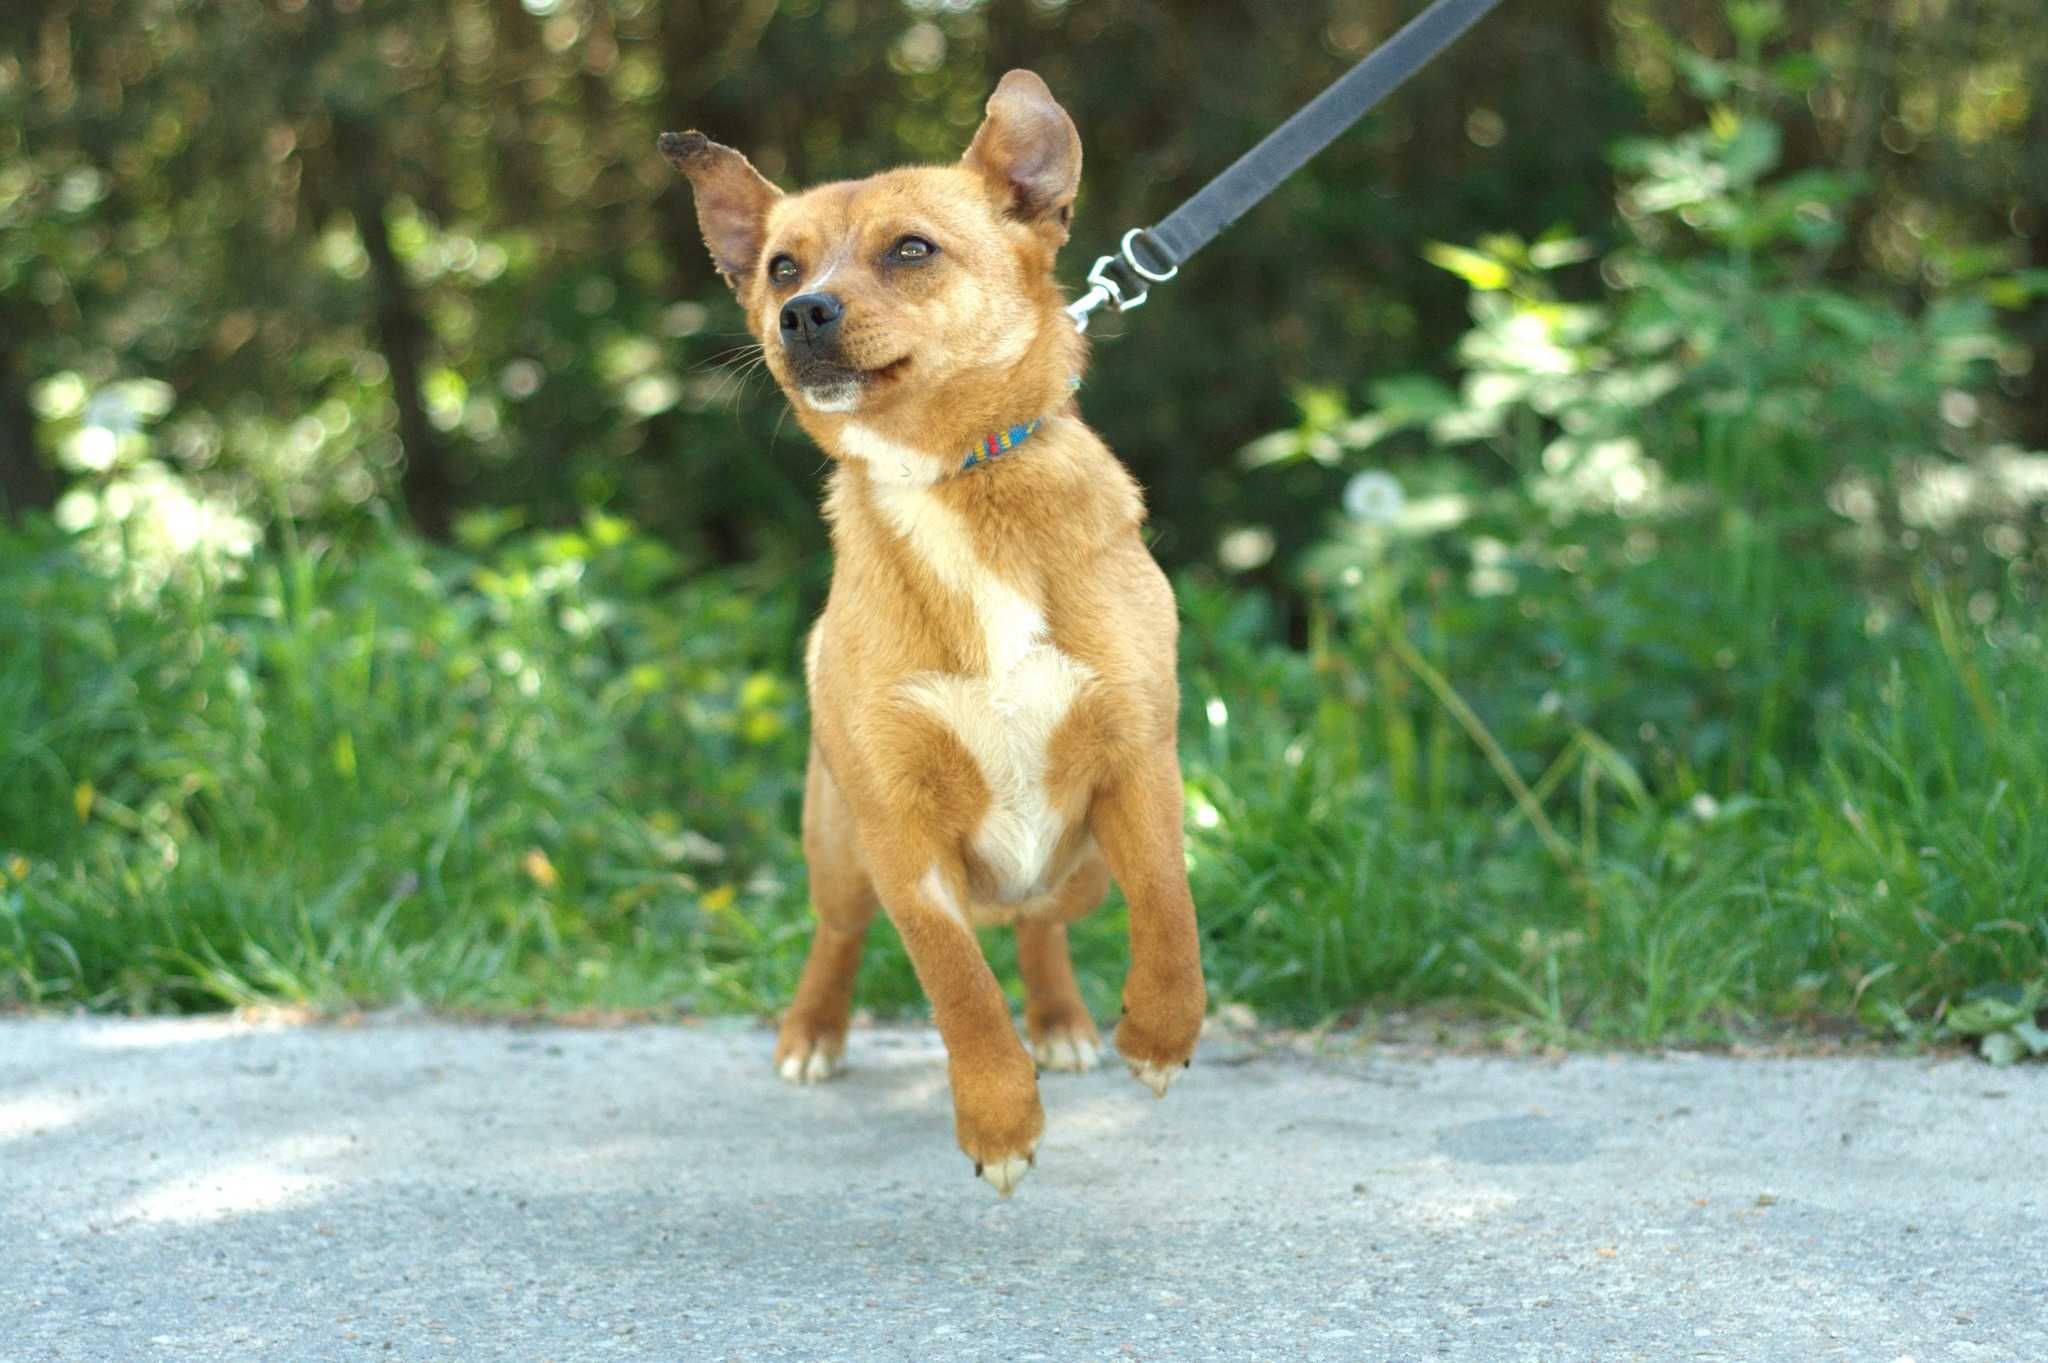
[1066,0,1506,333]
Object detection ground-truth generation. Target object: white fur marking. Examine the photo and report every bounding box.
[918,865,972,931]
[838,421,948,487]
[803,239,854,294]
[804,622,825,694]
[803,382,861,414]
[1033,1032,1101,1073]
[1129,1057,1179,1098]
[876,478,1094,903]
[979,1151,1033,1198]
[777,1033,844,1086]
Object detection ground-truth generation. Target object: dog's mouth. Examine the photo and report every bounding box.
[797,355,911,414]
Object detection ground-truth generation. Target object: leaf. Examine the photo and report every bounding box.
[1728,1,1785,46]
[1984,269,2048,311]
[1423,242,1512,291]
[1770,54,1825,92]
[1365,374,1460,419]
[1945,994,2030,1037]
[1717,117,1783,189]
[2012,1020,2048,1057]
[1238,429,1307,469]
[455,507,527,550]
[1336,375,1462,451]
[1529,236,1597,270]
[1669,48,1733,101]
[1980,1031,2024,1067]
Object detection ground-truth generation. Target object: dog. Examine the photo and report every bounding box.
[660,69,1204,1197]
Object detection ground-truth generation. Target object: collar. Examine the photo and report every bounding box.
[957,376,1082,473]
[960,418,1043,472]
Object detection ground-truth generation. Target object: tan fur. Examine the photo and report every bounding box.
[664,70,1205,1194]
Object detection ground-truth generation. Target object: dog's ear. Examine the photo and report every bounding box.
[963,69,1081,241]
[659,131,782,288]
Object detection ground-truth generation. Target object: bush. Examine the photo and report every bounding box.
[0,513,815,1012]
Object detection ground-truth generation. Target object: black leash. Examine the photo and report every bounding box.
[1067,0,1506,332]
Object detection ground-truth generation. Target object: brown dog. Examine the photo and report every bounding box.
[660,69,1204,1196]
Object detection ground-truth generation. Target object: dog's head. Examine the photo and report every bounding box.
[660,70,1083,448]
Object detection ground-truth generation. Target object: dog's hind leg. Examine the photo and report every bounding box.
[1016,858,1108,1072]
[775,745,878,1085]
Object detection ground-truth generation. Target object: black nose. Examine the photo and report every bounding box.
[779,292,844,347]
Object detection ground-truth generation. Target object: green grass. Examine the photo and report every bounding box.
[3,511,2042,1048]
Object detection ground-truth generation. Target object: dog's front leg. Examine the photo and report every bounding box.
[881,860,1044,1196]
[1089,744,1207,1096]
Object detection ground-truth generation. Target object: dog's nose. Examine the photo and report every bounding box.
[779,292,844,347]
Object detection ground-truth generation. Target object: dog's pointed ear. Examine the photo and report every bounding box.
[659,131,782,288]
[962,70,1081,240]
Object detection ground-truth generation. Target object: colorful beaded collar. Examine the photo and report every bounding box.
[960,418,1043,472]
[958,378,1080,472]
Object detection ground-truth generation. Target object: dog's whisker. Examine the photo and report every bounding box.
[692,342,764,375]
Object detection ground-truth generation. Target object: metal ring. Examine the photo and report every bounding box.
[1087,253,1146,311]
[1120,228,1179,283]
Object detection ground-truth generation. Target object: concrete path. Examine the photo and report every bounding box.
[2,1015,2042,1362]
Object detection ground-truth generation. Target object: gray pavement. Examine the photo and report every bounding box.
[1,1014,2043,1362]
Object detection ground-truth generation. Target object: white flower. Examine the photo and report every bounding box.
[1343,470,1405,525]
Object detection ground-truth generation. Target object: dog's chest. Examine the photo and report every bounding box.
[873,481,1093,902]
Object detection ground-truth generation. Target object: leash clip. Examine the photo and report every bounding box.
[1066,228,1180,333]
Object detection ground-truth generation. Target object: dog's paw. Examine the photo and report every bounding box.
[1113,977,1203,1100]
[772,1027,845,1086]
[953,1056,1045,1198]
[1029,1018,1101,1073]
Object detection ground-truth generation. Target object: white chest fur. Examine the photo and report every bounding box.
[862,440,1092,903]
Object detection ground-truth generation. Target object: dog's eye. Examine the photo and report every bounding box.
[890,236,937,262]
[767,254,799,285]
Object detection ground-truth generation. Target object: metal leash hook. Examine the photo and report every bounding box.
[1061,0,1504,334]
[1066,227,1180,333]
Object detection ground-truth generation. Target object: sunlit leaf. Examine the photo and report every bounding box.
[1423,241,1512,291]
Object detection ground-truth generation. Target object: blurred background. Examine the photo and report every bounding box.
[3,1,2044,1055]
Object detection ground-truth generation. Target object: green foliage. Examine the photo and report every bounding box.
[4,521,2043,1046]
[1216,23,2048,1048]
[6,0,2045,564]
[0,513,812,1012]
[1937,985,2048,1067]
[4,3,2046,1054]
[1252,34,2046,790]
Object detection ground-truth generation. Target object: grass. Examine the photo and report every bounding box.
[3,507,2042,1049]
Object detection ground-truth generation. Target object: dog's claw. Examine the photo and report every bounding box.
[1031,1031,1101,1073]
[774,1038,843,1086]
[1128,1058,1180,1099]
[978,1154,1031,1198]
